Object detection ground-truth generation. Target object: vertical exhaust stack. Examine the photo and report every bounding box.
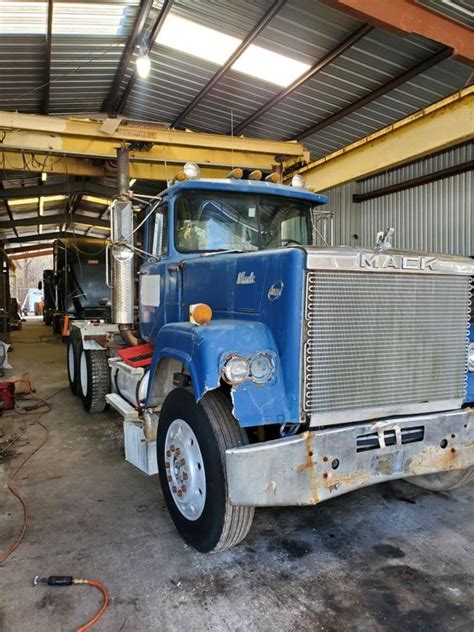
[111,147,140,345]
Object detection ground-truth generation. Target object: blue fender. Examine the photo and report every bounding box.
[146,319,295,427]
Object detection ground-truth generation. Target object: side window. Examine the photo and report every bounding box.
[153,203,168,256]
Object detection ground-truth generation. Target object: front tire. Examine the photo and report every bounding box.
[406,467,474,491]
[157,388,254,553]
[79,349,109,413]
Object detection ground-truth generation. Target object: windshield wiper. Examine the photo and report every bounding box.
[201,249,246,257]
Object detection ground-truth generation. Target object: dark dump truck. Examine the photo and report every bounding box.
[42,238,111,335]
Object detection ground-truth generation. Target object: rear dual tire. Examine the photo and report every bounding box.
[79,349,109,413]
[67,329,82,395]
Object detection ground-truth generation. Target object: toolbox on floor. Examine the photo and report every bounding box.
[123,420,158,476]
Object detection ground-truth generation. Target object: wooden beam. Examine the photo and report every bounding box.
[9,249,54,260]
[4,231,83,245]
[5,242,59,255]
[292,86,474,191]
[322,0,474,64]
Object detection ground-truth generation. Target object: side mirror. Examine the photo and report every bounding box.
[38,280,43,290]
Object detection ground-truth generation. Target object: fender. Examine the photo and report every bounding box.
[146,319,296,427]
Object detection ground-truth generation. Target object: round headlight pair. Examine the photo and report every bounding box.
[468,343,474,372]
[222,353,275,385]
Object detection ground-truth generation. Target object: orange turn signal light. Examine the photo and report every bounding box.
[265,172,280,183]
[174,171,187,182]
[248,170,262,181]
[190,303,213,325]
[227,168,243,179]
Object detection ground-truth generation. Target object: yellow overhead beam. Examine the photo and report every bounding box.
[292,86,474,192]
[0,111,309,179]
[0,151,232,180]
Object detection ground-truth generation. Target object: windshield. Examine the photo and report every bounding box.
[175,190,314,253]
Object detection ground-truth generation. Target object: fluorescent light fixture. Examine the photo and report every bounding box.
[136,49,151,79]
[83,195,111,205]
[157,15,239,66]
[234,45,310,88]
[129,179,137,187]
[0,1,127,35]
[156,14,311,87]
[8,195,66,206]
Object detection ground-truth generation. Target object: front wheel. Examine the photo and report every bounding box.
[157,388,254,553]
[406,467,474,491]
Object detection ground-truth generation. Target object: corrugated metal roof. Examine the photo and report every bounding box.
[49,37,128,115]
[0,0,472,252]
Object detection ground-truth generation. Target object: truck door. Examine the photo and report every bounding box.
[139,202,168,341]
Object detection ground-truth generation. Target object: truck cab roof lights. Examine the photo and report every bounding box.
[183,162,200,179]
[291,174,305,188]
[227,168,243,179]
[265,172,280,183]
[248,170,262,181]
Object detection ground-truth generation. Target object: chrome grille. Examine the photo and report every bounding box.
[304,271,471,425]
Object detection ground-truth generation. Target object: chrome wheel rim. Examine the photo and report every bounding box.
[80,352,88,397]
[164,419,206,521]
[68,343,75,381]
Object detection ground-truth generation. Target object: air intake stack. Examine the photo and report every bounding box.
[111,147,139,345]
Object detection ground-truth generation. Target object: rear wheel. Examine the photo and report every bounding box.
[67,330,82,395]
[157,388,254,552]
[79,349,109,413]
[406,467,474,491]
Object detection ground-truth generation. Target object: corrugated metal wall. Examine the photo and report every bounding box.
[326,143,473,255]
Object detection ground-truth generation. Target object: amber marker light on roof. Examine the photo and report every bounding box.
[227,168,243,179]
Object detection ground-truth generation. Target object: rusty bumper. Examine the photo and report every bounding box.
[226,408,474,506]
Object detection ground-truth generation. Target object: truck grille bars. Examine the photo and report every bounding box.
[304,270,471,426]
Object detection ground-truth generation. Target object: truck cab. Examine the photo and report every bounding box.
[69,171,474,553]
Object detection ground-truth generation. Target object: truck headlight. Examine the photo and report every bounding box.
[250,353,275,384]
[468,343,474,371]
[222,356,249,385]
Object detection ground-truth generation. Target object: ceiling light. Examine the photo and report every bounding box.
[136,46,151,79]
[156,14,310,87]
[233,45,311,88]
[157,14,239,65]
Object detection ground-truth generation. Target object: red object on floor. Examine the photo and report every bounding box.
[0,381,15,410]
[118,343,154,368]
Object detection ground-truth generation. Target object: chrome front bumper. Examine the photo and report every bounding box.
[226,408,474,507]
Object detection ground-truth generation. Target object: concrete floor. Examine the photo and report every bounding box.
[1,320,474,631]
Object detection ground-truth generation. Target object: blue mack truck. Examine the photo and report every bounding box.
[68,164,474,552]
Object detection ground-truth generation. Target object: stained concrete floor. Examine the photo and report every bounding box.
[1,320,474,632]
